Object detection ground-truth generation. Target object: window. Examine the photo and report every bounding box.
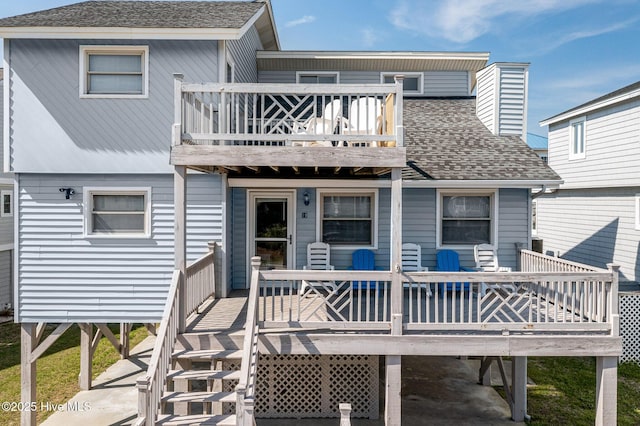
[437,190,497,247]
[318,190,377,247]
[531,200,538,235]
[296,72,339,84]
[569,117,586,159]
[0,190,12,217]
[381,73,423,94]
[84,188,151,237]
[80,45,149,98]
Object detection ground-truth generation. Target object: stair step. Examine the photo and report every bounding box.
[157,413,237,425]
[168,369,241,381]
[162,391,237,404]
[173,349,243,361]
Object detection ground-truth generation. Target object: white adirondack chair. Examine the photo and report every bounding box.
[342,97,382,146]
[292,99,343,147]
[300,242,337,294]
[473,243,514,294]
[402,243,431,295]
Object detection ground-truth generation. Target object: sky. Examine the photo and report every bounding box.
[2,0,640,136]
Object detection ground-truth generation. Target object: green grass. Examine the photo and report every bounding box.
[0,322,150,425]
[525,357,640,425]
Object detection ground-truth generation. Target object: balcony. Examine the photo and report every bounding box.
[170,75,407,172]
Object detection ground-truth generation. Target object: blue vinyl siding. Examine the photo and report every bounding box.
[17,173,223,322]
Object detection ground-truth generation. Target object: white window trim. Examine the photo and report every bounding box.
[83,187,152,238]
[226,54,236,83]
[436,189,499,249]
[568,116,586,160]
[316,188,378,250]
[79,45,149,99]
[0,190,12,217]
[635,194,640,230]
[296,71,340,84]
[380,72,424,94]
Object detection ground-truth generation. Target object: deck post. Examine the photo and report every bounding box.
[78,323,93,390]
[120,323,130,359]
[595,356,617,426]
[385,166,402,425]
[511,356,527,421]
[394,76,404,147]
[172,73,183,146]
[175,165,187,332]
[21,323,37,426]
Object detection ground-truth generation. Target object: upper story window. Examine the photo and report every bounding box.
[569,117,586,160]
[80,45,149,98]
[437,190,497,248]
[1,190,12,218]
[381,72,423,94]
[296,72,339,84]
[84,187,151,238]
[318,190,377,248]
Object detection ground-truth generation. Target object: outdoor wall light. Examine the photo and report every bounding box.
[303,191,310,206]
[59,187,75,199]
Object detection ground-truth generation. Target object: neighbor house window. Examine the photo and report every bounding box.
[0,190,12,217]
[296,72,339,84]
[84,188,151,237]
[80,45,149,98]
[437,190,497,247]
[531,200,538,235]
[381,73,423,94]
[569,117,586,159]
[318,190,377,247]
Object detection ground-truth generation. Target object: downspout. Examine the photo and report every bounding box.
[531,185,558,200]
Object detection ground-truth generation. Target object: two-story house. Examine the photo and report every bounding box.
[0,2,621,425]
[0,69,14,313]
[538,81,640,286]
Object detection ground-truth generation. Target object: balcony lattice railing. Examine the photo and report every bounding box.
[173,76,404,148]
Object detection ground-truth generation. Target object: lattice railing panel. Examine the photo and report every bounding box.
[254,354,378,418]
[620,293,640,363]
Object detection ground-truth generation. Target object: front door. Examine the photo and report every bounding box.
[249,191,295,271]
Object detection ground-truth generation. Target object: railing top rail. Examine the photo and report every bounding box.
[521,249,609,273]
[185,250,214,273]
[259,269,614,283]
[182,82,398,95]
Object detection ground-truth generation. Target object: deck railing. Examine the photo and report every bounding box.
[252,252,619,335]
[174,75,404,148]
[135,246,218,426]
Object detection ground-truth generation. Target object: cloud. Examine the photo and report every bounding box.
[361,28,379,48]
[390,0,602,43]
[285,15,316,28]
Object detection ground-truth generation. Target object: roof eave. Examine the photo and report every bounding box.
[0,26,249,40]
[540,87,640,127]
[402,179,563,189]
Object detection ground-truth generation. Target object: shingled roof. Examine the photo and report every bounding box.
[0,1,263,29]
[403,98,561,182]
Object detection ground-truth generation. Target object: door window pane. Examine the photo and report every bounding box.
[256,241,287,270]
[256,199,287,238]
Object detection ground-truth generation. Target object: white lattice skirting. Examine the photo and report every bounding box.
[223,354,379,419]
[620,292,640,363]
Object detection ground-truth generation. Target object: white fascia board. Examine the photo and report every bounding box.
[228,178,562,189]
[540,88,640,127]
[257,50,490,62]
[0,27,245,40]
[402,179,563,189]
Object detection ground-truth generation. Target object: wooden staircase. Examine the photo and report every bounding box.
[156,335,245,425]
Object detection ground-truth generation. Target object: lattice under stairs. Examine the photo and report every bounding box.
[156,347,243,425]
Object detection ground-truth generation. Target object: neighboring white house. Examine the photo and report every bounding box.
[538,81,640,287]
[0,69,14,311]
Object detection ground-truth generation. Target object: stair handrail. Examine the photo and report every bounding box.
[135,247,218,426]
[135,269,182,426]
[236,256,262,426]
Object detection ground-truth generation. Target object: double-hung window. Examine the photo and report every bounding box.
[318,190,376,247]
[80,45,149,98]
[0,190,12,217]
[437,190,497,247]
[569,117,586,159]
[296,72,339,84]
[381,72,423,94]
[84,188,151,238]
